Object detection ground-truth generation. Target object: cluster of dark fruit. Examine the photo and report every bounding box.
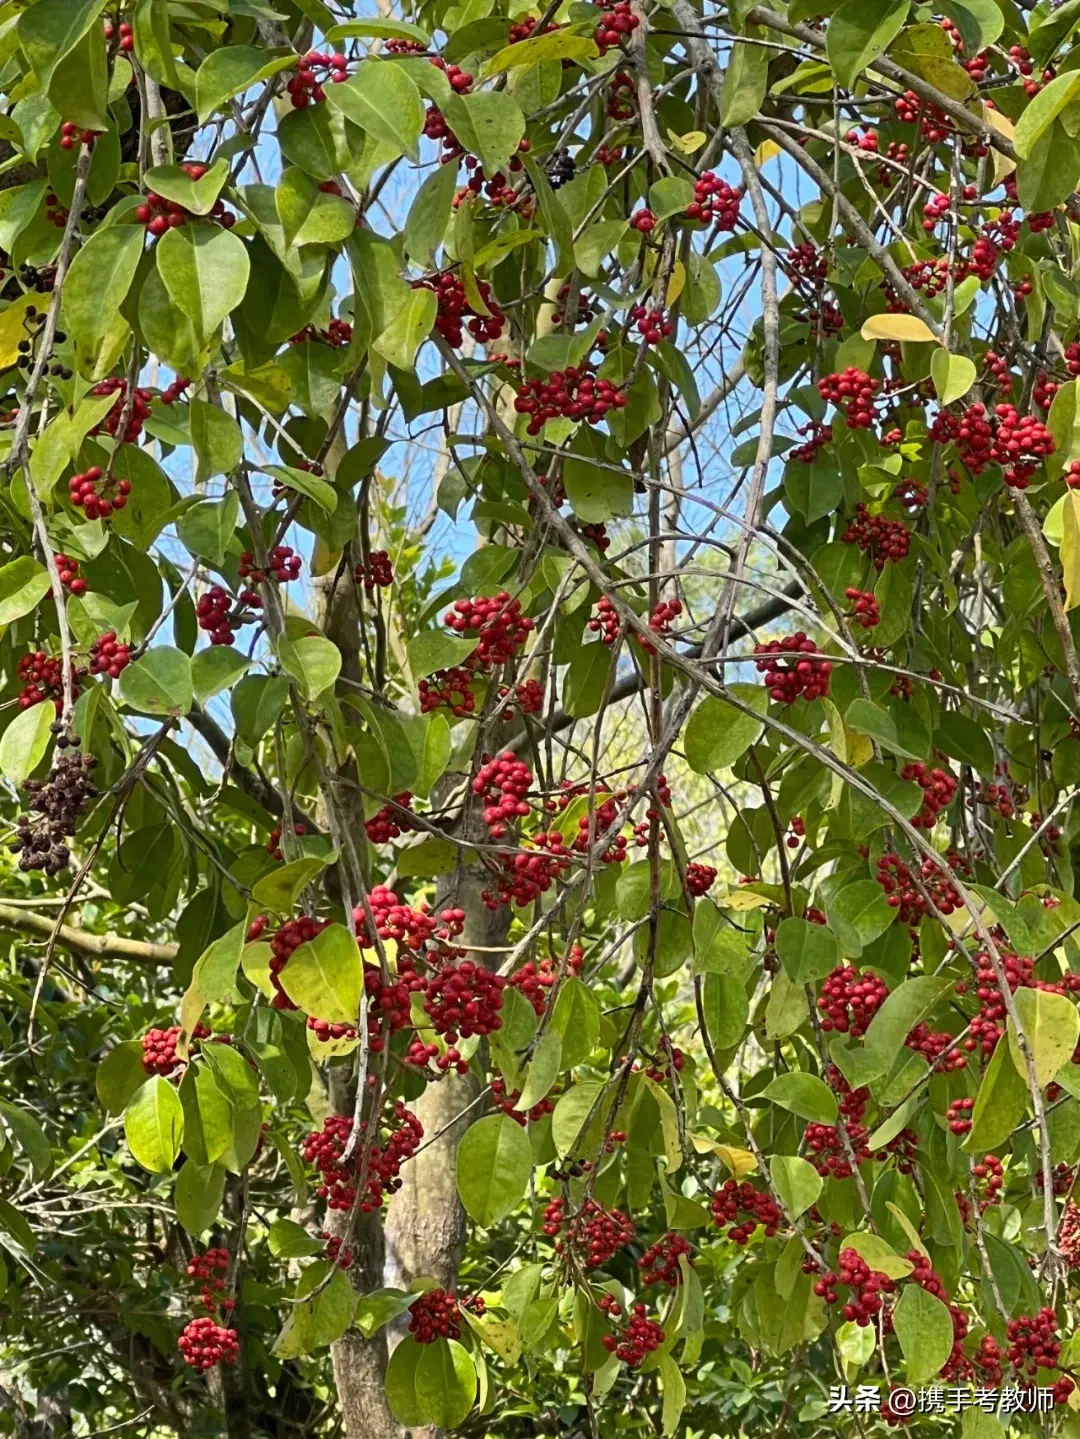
[14,309,49,371]
[10,747,97,874]
[354,551,393,589]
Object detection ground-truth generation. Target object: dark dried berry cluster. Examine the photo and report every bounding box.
[11,749,98,874]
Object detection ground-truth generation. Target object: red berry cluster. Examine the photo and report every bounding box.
[88,631,132,679]
[178,1316,238,1370]
[905,1022,966,1073]
[593,0,639,53]
[498,678,544,717]
[238,547,302,594]
[307,1016,357,1043]
[805,1120,871,1179]
[947,1097,974,1134]
[630,208,656,233]
[639,596,681,651]
[842,504,910,569]
[445,592,533,668]
[104,19,134,50]
[91,374,188,444]
[408,1288,463,1343]
[1007,1308,1061,1377]
[630,304,673,346]
[248,913,330,1011]
[640,1232,693,1286]
[140,1021,211,1077]
[876,851,962,924]
[563,1200,636,1267]
[52,554,85,597]
[686,861,716,895]
[817,965,889,1038]
[414,270,505,348]
[588,596,621,645]
[900,761,957,829]
[972,1153,1003,1202]
[1060,1197,1080,1267]
[965,950,1032,1056]
[287,49,349,107]
[710,1180,782,1244]
[491,1074,555,1125]
[197,586,242,646]
[514,366,627,433]
[834,1249,895,1326]
[68,465,131,520]
[510,947,582,1015]
[931,401,1055,487]
[321,1232,354,1268]
[753,633,832,703]
[423,960,506,1046]
[817,368,878,428]
[686,172,742,227]
[418,665,479,716]
[355,550,394,589]
[365,792,414,844]
[844,587,879,629]
[481,842,571,909]
[16,651,78,711]
[303,1102,423,1212]
[473,751,533,838]
[187,1247,229,1284]
[601,1302,665,1366]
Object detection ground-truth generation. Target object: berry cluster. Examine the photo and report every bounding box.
[817,368,879,428]
[408,1288,463,1343]
[686,172,742,227]
[640,1232,693,1286]
[423,960,506,1048]
[91,374,188,445]
[710,1180,782,1244]
[248,913,330,1011]
[833,1249,895,1326]
[686,861,717,895]
[1007,1309,1061,1378]
[68,465,131,520]
[473,751,533,837]
[904,1022,966,1073]
[104,18,135,49]
[900,762,957,829]
[287,49,350,106]
[842,504,910,569]
[266,820,308,861]
[547,1198,635,1266]
[637,597,681,654]
[514,367,627,434]
[817,965,889,1038]
[307,1017,357,1043]
[931,401,1055,487]
[845,587,879,629]
[875,851,962,924]
[490,1074,555,1125]
[11,749,98,874]
[498,678,544,718]
[141,1021,211,1077]
[418,665,479,717]
[178,1316,238,1370]
[805,1120,871,1179]
[630,305,673,346]
[753,633,832,703]
[630,208,656,233]
[355,551,394,589]
[353,888,439,952]
[972,1153,1004,1203]
[1060,1198,1080,1267]
[482,841,571,909]
[197,586,244,646]
[321,1232,354,1268]
[303,1102,423,1212]
[445,593,534,668]
[601,1302,665,1366]
[16,651,77,711]
[88,631,132,679]
[593,0,639,53]
[510,948,582,1014]
[964,950,1033,1056]
[947,1097,974,1134]
[238,546,302,594]
[414,271,505,348]
[365,793,415,844]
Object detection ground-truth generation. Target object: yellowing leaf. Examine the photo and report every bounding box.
[754,138,781,167]
[1062,490,1080,612]
[666,261,686,306]
[668,128,706,154]
[985,105,1017,182]
[690,1138,757,1178]
[0,293,41,370]
[860,313,938,343]
[720,889,771,910]
[845,728,875,767]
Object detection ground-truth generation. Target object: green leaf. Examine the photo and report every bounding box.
[934,710,994,773]
[118,647,194,717]
[0,704,52,783]
[201,1042,260,1111]
[17,0,105,95]
[404,161,457,266]
[963,1033,1029,1152]
[143,161,230,218]
[1016,123,1080,211]
[784,457,844,523]
[174,1161,226,1236]
[930,350,977,407]
[551,978,600,1068]
[563,642,612,719]
[684,685,768,772]
[456,1113,532,1226]
[760,1072,838,1123]
[0,557,51,626]
[826,0,910,87]
[324,62,425,161]
[232,674,289,749]
[157,226,251,347]
[373,285,436,371]
[263,465,338,514]
[523,157,574,274]
[276,167,356,248]
[63,224,143,369]
[124,1074,184,1173]
[385,1335,429,1427]
[415,1338,476,1429]
[96,1041,148,1115]
[482,30,598,75]
[892,1282,955,1383]
[444,91,525,177]
[1015,70,1080,159]
[1009,987,1080,1089]
[704,971,751,1048]
[720,36,770,125]
[863,977,954,1077]
[195,46,294,123]
[408,629,477,679]
[280,923,362,1023]
[0,1197,36,1254]
[841,1231,914,1280]
[268,1217,324,1258]
[0,1104,50,1178]
[176,492,240,566]
[191,647,251,706]
[693,902,751,975]
[517,1030,562,1111]
[649,176,695,221]
[276,635,341,701]
[775,916,840,983]
[659,1353,686,1437]
[769,1154,822,1219]
[826,879,897,957]
[190,399,243,483]
[252,855,330,914]
[191,920,247,1005]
